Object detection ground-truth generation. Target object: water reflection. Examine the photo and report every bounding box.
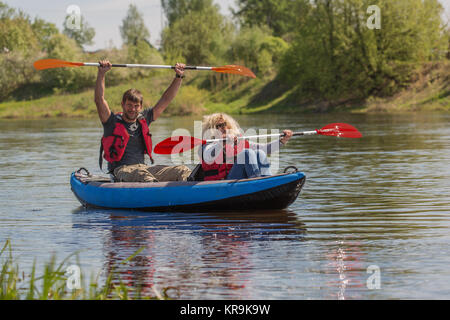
[71,207,306,298]
[323,241,367,300]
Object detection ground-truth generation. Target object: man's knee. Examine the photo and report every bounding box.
[153,165,192,181]
[175,165,192,181]
[114,164,158,182]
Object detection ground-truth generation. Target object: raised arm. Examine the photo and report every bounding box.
[94,60,112,124]
[152,63,185,121]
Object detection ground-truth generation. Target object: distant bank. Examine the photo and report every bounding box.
[0,61,448,119]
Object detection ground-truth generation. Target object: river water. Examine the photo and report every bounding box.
[0,113,449,299]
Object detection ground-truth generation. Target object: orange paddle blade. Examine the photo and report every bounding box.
[212,65,256,78]
[33,59,84,70]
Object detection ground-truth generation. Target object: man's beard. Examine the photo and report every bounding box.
[123,111,138,122]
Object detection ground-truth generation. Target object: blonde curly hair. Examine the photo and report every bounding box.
[202,113,242,139]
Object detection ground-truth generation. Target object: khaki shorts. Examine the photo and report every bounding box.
[113,164,192,182]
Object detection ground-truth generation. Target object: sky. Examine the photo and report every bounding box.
[4,0,450,51]
[3,0,237,51]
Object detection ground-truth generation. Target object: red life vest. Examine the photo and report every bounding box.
[201,139,249,181]
[100,113,153,170]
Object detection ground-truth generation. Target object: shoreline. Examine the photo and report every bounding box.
[1,61,448,119]
[1,99,448,120]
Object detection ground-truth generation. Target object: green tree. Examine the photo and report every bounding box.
[119,4,150,46]
[232,0,309,38]
[228,26,288,76]
[63,14,95,48]
[161,3,233,65]
[0,3,40,100]
[0,13,38,54]
[280,0,448,99]
[126,40,165,77]
[161,0,213,26]
[31,18,59,52]
[0,1,15,19]
[41,33,93,91]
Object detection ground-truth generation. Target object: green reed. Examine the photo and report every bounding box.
[0,240,169,300]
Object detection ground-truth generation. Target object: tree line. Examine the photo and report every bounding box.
[0,0,448,104]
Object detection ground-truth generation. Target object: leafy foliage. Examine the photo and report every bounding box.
[31,18,59,52]
[232,0,310,38]
[63,14,95,48]
[161,2,233,65]
[126,40,165,77]
[119,4,150,46]
[0,0,448,112]
[161,0,215,26]
[279,0,448,99]
[227,26,288,76]
[0,4,41,100]
[40,34,94,92]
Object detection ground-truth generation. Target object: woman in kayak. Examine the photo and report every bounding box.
[200,113,293,180]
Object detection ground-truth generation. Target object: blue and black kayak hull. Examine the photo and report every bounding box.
[70,171,305,212]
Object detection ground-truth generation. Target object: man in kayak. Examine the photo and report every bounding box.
[95,60,191,182]
[200,113,293,180]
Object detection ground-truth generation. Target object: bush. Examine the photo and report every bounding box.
[228,26,288,76]
[126,41,165,77]
[161,6,233,65]
[0,11,42,100]
[40,34,94,92]
[168,85,207,115]
[0,51,40,101]
[279,0,448,100]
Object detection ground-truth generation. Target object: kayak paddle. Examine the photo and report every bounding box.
[33,58,256,78]
[154,123,362,154]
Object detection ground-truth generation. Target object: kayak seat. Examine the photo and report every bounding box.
[187,164,205,181]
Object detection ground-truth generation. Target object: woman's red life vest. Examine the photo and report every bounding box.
[100,113,153,170]
[201,139,249,181]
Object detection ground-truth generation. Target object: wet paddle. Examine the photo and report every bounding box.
[33,58,256,78]
[154,123,362,154]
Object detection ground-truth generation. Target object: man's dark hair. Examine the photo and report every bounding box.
[122,88,143,105]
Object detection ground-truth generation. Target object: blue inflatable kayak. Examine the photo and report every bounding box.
[70,167,305,212]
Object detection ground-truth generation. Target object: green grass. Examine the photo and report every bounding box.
[0,71,205,119]
[0,240,169,300]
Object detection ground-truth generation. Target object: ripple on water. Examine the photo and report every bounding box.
[1,114,450,299]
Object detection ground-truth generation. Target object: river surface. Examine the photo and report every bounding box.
[0,113,449,299]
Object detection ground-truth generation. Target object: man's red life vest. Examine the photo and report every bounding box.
[201,139,249,181]
[100,113,153,170]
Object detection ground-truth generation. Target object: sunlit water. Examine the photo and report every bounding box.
[0,113,449,299]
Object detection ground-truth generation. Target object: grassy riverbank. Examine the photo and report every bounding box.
[0,240,167,300]
[0,61,448,120]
